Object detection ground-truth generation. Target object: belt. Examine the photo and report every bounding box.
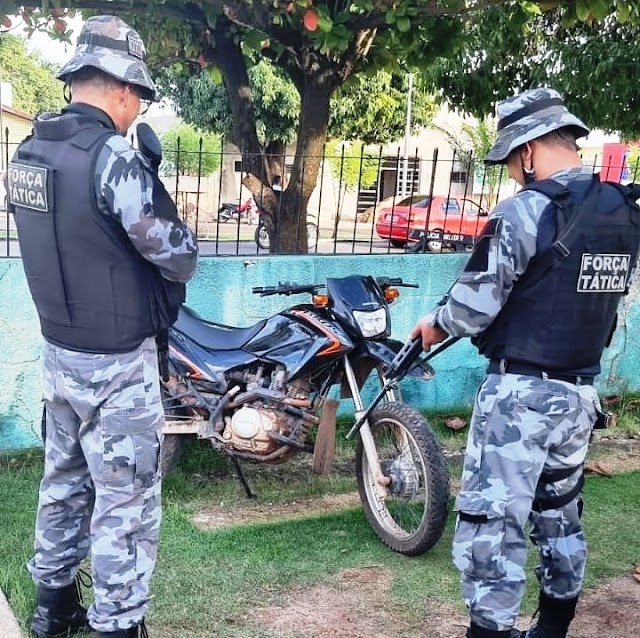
[487,359,594,386]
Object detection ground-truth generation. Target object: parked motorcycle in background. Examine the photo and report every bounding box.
[218,197,259,224]
[160,274,451,556]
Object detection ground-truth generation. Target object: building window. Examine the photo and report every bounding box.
[451,171,468,184]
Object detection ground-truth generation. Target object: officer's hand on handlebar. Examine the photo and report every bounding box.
[409,316,448,353]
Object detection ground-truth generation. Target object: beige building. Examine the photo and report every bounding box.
[0,100,34,210]
[0,104,34,167]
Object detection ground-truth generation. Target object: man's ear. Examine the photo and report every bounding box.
[118,83,132,108]
[520,142,534,166]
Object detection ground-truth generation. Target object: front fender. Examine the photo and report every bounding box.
[340,339,434,399]
[362,339,435,380]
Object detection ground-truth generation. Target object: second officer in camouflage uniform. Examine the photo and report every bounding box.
[410,88,640,638]
[6,15,198,638]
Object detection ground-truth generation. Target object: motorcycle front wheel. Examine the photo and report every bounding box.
[355,402,450,556]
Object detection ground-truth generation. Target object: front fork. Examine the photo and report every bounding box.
[343,356,396,500]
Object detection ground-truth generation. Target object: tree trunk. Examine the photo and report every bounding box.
[207,24,340,254]
[268,75,333,254]
[264,140,287,186]
[207,22,264,179]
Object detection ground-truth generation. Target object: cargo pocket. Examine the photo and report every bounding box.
[517,390,572,419]
[453,492,507,580]
[100,406,162,492]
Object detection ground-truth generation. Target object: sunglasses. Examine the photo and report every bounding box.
[128,84,152,115]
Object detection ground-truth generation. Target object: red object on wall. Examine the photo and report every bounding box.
[601,143,627,182]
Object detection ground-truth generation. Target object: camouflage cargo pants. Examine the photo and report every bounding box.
[452,371,600,632]
[27,337,164,632]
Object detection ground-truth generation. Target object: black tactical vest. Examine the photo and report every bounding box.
[473,176,640,375]
[7,109,185,353]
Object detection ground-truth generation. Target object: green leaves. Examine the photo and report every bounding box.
[426,3,640,138]
[204,65,223,85]
[325,139,380,191]
[329,71,437,145]
[385,0,416,32]
[618,2,631,22]
[576,0,592,21]
[575,0,610,21]
[0,33,63,115]
[396,16,412,33]
[156,59,301,147]
[159,123,221,176]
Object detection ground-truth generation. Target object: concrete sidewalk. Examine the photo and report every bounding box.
[0,588,23,637]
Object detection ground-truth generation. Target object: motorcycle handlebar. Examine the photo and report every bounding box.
[252,277,419,297]
[375,277,418,289]
[252,282,321,296]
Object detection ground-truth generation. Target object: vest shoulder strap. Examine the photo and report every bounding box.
[516,179,600,289]
[71,127,114,151]
[603,181,640,222]
[521,177,571,202]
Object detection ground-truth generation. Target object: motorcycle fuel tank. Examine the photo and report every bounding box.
[245,308,354,378]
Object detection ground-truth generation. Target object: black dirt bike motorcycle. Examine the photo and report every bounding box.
[160,274,451,556]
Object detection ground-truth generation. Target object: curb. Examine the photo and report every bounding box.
[0,588,24,638]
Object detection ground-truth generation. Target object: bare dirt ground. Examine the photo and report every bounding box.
[195,438,640,638]
[252,566,640,638]
[193,492,361,530]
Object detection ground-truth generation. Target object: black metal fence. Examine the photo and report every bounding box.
[1,127,634,258]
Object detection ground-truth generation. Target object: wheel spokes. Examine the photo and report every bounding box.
[364,420,428,538]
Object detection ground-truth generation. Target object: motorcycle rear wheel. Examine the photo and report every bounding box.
[161,433,187,476]
[160,384,192,476]
[355,402,450,556]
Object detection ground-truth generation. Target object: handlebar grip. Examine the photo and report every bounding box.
[385,337,424,382]
[253,282,321,296]
[376,276,398,287]
[376,276,419,289]
[252,286,277,296]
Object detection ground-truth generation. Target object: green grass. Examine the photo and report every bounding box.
[1,409,639,637]
[603,392,640,435]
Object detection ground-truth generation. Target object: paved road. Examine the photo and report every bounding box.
[2,236,410,258]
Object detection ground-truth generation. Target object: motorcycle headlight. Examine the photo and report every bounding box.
[353,308,387,338]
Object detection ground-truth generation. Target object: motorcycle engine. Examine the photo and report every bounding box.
[223,405,285,454]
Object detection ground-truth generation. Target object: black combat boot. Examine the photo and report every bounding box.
[95,619,149,637]
[30,581,90,638]
[524,591,579,638]
[466,622,525,637]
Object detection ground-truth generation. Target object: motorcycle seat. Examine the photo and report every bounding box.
[173,306,266,351]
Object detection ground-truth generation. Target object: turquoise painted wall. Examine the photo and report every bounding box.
[2,254,639,452]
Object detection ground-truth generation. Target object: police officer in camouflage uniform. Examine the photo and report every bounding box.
[410,88,640,638]
[6,15,198,638]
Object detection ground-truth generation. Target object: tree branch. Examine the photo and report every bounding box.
[21,0,211,25]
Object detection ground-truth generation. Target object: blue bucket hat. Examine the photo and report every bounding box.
[57,15,159,102]
[485,87,589,165]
